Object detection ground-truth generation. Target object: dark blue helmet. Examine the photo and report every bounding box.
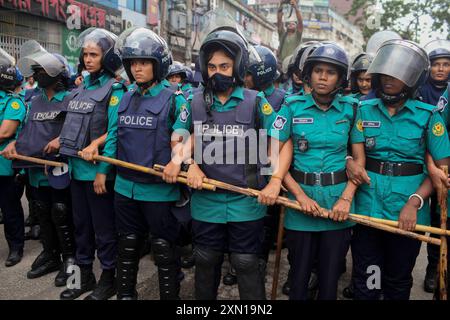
[184,66,194,83]
[0,48,18,91]
[302,43,349,88]
[199,29,249,85]
[167,62,188,79]
[247,45,278,89]
[350,53,374,93]
[116,27,172,83]
[78,27,122,75]
[424,40,450,62]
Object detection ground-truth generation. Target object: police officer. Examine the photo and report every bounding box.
[105,27,190,300]
[0,48,26,267]
[3,45,76,286]
[166,61,194,101]
[268,43,359,300]
[418,39,450,293]
[349,39,450,300]
[185,28,283,300]
[349,53,374,100]
[57,27,126,300]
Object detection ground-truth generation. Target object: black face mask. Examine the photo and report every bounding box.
[34,72,59,88]
[208,73,235,93]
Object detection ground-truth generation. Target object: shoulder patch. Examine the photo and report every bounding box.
[432,122,445,137]
[272,115,287,130]
[179,104,190,123]
[10,100,21,110]
[356,119,363,132]
[261,103,273,115]
[109,95,119,106]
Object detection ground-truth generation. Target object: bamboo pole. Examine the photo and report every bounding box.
[2,154,64,167]
[438,165,448,300]
[351,214,450,237]
[84,154,216,191]
[153,164,441,246]
[271,204,286,300]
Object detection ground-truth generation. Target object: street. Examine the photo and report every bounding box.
[0,197,434,300]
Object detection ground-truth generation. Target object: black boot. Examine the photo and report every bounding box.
[194,247,224,300]
[51,203,77,287]
[60,264,96,300]
[116,234,142,300]
[152,238,181,300]
[27,201,62,278]
[27,250,61,279]
[231,253,266,300]
[181,251,195,269]
[25,225,41,241]
[25,200,40,239]
[55,257,76,287]
[343,282,355,299]
[84,269,117,300]
[424,266,437,293]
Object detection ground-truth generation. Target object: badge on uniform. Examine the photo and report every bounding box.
[272,115,287,130]
[179,105,190,123]
[365,137,376,150]
[297,138,309,152]
[437,96,448,112]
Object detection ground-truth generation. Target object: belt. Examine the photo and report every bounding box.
[290,169,347,186]
[366,157,423,176]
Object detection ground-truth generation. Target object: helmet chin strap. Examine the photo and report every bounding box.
[136,79,157,92]
[377,89,409,106]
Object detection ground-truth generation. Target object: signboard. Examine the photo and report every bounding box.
[147,0,158,26]
[62,27,81,72]
[303,20,332,30]
[0,0,122,33]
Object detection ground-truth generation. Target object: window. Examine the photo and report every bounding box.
[127,0,147,14]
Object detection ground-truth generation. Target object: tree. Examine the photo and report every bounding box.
[346,0,449,43]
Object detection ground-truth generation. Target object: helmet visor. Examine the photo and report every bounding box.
[367,41,429,87]
[0,48,15,67]
[18,40,64,77]
[366,30,402,55]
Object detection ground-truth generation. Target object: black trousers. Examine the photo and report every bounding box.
[286,228,351,300]
[114,192,180,243]
[192,219,265,254]
[71,179,117,270]
[426,194,440,272]
[0,176,24,251]
[352,224,422,300]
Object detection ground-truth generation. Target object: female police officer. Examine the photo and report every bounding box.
[57,27,126,300]
[3,43,76,286]
[349,53,374,100]
[349,39,450,300]
[108,27,190,300]
[268,43,361,300]
[0,49,26,267]
[185,28,283,300]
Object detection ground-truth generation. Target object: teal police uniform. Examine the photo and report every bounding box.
[269,93,357,232]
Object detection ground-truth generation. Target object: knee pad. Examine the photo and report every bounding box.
[51,202,70,225]
[230,253,260,274]
[151,238,177,267]
[118,234,143,260]
[194,246,224,268]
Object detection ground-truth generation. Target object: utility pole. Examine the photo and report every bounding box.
[185,0,193,66]
[160,0,168,39]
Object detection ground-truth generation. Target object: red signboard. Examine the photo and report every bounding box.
[0,0,122,32]
[147,0,158,26]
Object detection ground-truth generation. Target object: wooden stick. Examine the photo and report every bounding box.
[84,154,216,191]
[351,213,450,237]
[4,154,64,167]
[153,164,441,246]
[438,165,448,300]
[271,204,286,300]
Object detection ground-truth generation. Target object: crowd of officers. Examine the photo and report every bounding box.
[0,24,449,301]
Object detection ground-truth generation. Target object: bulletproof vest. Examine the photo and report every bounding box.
[266,88,285,112]
[59,78,115,157]
[191,89,267,190]
[117,86,176,184]
[14,93,69,168]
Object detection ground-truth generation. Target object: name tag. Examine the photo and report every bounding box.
[362,121,381,128]
[119,115,156,129]
[293,118,314,124]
